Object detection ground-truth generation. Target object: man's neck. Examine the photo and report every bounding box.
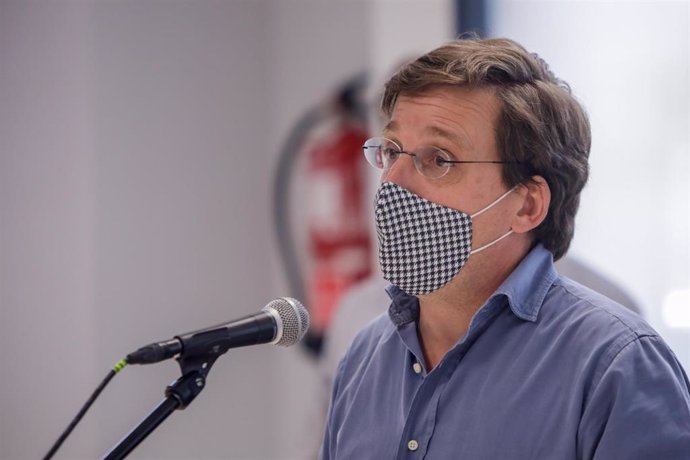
[416,241,529,370]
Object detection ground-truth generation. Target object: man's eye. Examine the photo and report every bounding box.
[426,150,450,168]
[434,154,448,167]
[383,148,400,159]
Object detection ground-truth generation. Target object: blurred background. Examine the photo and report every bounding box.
[1,0,688,459]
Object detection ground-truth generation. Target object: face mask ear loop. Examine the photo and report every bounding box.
[470,185,518,219]
[469,229,514,255]
[469,185,519,255]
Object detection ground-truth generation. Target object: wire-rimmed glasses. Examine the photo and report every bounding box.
[363,136,513,180]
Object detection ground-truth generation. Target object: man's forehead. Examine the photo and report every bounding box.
[384,87,500,147]
[382,114,473,150]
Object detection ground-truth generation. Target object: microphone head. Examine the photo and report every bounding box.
[262,297,310,347]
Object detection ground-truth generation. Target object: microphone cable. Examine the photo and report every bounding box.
[43,359,128,460]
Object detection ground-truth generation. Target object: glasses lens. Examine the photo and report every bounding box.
[415,146,451,179]
[363,137,400,170]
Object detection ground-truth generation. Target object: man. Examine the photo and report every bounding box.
[319,38,690,459]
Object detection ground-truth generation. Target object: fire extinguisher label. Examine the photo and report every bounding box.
[308,171,344,234]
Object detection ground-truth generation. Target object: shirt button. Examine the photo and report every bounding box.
[412,362,422,374]
[407,439,419,451]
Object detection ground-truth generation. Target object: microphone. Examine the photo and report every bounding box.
[126,297,310,365]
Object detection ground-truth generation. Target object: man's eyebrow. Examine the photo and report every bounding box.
[382,120,398,134]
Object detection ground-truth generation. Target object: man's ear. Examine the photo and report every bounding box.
[512,175,550,234]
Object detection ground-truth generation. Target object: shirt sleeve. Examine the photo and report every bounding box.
[578,335,690,459]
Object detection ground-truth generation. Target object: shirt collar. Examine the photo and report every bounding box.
[386,244,557,326]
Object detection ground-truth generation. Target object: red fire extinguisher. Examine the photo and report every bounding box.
[305,120,373,337]
[273,73,373,355]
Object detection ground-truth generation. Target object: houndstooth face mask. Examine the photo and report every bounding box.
[374,181,515,295]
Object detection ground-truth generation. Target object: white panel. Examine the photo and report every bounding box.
[87,2,280,458]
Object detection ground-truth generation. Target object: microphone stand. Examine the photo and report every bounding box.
[102,352,219,459]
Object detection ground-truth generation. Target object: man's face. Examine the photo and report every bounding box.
[381,86,512,238]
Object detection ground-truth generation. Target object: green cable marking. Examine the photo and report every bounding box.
[112,359,128,373]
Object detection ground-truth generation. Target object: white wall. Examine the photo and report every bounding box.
[489,0,690,367]
[0,1,372,458]
[1,1,102,457]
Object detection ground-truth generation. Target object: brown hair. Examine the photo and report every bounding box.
[381,38,591,260]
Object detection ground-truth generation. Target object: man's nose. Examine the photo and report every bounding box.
[382,154,417,187]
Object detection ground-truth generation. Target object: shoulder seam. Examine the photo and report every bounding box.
[551,278,646,339]
[586,334,660,410]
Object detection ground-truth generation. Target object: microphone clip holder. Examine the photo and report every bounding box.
[102,350,222,459]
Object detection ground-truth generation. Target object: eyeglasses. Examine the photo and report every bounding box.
[363,136,515,181]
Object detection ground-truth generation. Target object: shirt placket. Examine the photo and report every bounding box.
[394,297,507,459]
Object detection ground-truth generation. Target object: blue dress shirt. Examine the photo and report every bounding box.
[320,245,690,459]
